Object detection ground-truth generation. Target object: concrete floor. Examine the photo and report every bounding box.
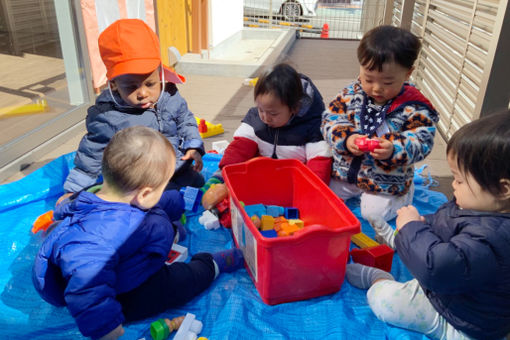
[2,38,453,199]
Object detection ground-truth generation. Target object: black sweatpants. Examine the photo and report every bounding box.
[117,253,215,322]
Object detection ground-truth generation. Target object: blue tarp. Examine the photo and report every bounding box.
[0,153,447,339]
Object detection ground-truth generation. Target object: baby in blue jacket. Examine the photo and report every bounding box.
[33,126,243,340]
[61,18,204,203]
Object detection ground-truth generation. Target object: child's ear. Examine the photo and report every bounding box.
[132,187,153,208]
[109,80,118,91]
[499,179,510,200]
[405,67,415,80]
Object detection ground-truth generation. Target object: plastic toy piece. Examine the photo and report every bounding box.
[195,117,224,138]
[199,210,220,230]
[214,198,231,228]
[32,210,54,233]
[180,186,203,212]
[242,77,258,87]
[350,245,394,272]
[288,219,304,229]
[284,207,299,219]
[350,232,394,272]
[173,313,203,340]
[260,229,277,238]
[276,223,301,237]
[150,315,185,340]
[0,99,48,118]
[201,183,228,210]
[211,140,229,154]
[260,215,275,231]
[166,244,188,265]
[244,204,266,219]
[351,232,379,248]
[251,215,261,229]
[266,205,284,217]
[355,137,380,152]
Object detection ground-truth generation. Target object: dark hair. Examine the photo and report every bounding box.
[447,110,510,196]
[357,25,421,72]
[254,63,303,111]
[102,126,176,193]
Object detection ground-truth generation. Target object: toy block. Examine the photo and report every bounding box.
[0,99,48,118]
[287,219,304,229]
[351,232,379,248]
[32,210,54,233]
[165,244,188,265]
[215,198,230,215]
[195,117,224,138]
[251,215,261,230]
[273,216,288,231]
[284,207,299,219]
[260,215,275,231]
[199,210,220,230]
[260,229,277,238]
[355,136,380,153]
[350,232,394,272]
[212,140,229,154]
[173,313,203,340]
[244,204,266,219]
[266,205,284,217]
[277,223,300,237]
[179,186,203,212]
[350,245,394,272]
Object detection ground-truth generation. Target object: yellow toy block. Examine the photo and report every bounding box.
[260,215,275,231]
[195,117,224,138]
[287,219,304,229]
[351,232,379,249]
[0,99,48,118]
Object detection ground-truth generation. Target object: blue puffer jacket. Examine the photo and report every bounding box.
[32,190,183,339]
[64,84,204,193]
[395,200,510,339]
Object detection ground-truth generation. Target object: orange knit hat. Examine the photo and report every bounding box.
[98,19,185,84]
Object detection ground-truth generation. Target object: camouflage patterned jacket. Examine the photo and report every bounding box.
[321,80,439,196]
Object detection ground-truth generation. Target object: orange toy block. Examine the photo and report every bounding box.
[32,210,54,233]
[277,223,301,237]
[260,215,275,231]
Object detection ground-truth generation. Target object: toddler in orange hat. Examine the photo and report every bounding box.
[59,18,205,203]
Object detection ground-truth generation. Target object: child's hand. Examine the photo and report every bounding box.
[98,324,124,340]
[370,138,394,160]
[396,205,424,230]
[55,192,73,207]
[346,134,366,156]
[182,149,203,172]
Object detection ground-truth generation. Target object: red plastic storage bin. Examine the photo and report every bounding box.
[222,158,360,305]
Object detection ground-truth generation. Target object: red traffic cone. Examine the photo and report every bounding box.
[320,23,329,39]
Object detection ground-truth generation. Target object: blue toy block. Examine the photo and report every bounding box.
[266,205,284,217]
[260,229,277,238]
[284,207,299,219]
[180,186,203,212]
[244,204,266,219]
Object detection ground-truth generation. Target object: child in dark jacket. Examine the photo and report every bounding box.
[33,126,244,340]
[346,111,510,340]
[322,25,439,221]
[210,63,332,185]
[61,19,204,202]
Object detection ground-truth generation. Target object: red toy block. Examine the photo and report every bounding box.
[355,137,380,153]
[350,244,394,272]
